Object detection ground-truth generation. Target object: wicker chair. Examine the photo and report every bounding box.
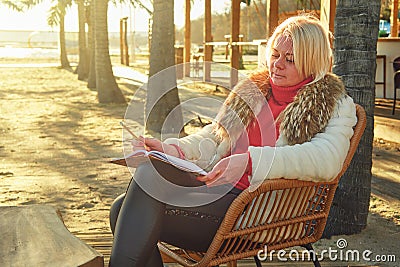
[159,104,367,267]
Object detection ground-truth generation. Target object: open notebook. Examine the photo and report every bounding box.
[110,150,208,176]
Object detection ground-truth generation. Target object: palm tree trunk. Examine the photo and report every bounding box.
[145,0,183,136]
[94,0,125,103]
[59,12,71,69]
[323,0,381,237]
[76,0,89,81]
[87,1,96,89]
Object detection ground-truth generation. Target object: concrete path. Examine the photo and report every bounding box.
[112,65,148,84]
[374,99,400,144]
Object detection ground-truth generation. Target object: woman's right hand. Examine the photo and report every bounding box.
[131,136,180,158]
[131,136,147,152]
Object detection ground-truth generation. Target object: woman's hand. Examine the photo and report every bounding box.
[197,153,249,187]
[131,136,180,158]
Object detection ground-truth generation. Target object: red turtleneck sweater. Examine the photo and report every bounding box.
[232,77,313,190]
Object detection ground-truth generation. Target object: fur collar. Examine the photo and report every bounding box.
[213,69,346,145]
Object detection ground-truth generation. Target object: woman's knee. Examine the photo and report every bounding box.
[109,193,125,234]
[132,162,172,199]
[133,162,161,182]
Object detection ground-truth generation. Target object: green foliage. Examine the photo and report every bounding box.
[1,0,45,10]
[378,30,389,37]
[48,4,62,27]
[47,0,72,27]
[0,0,72,27]
[240,0,251,6]
[0,0,25,11]
[380,8,391,21]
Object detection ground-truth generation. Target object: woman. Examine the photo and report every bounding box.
[109,14,357,266]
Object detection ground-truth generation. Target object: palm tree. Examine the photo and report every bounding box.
[87,0,130,89]
[86,0,96,89]
[145,0,184,136]
[48,0,72,69]
[0,0,72,69]
[323,0,381,237]
[94,0,126,103]
[0,1,24,10]
[75,0,89,80]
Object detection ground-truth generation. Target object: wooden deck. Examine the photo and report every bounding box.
[1,205,372,266]
[74,231,113,266]
[73,231,376,267]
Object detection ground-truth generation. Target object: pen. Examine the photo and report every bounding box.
[120,121,139,140]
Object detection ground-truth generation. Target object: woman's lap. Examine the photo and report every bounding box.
[160,191,238,252]
[110,161,241,252]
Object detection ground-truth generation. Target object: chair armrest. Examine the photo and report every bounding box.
[223,178,335,228]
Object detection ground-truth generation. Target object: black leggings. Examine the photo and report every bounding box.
[109,160,241,267]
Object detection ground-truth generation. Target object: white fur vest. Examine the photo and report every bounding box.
[213,69,347,145]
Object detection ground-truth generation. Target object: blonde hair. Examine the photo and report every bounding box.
[266,14,332,82]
